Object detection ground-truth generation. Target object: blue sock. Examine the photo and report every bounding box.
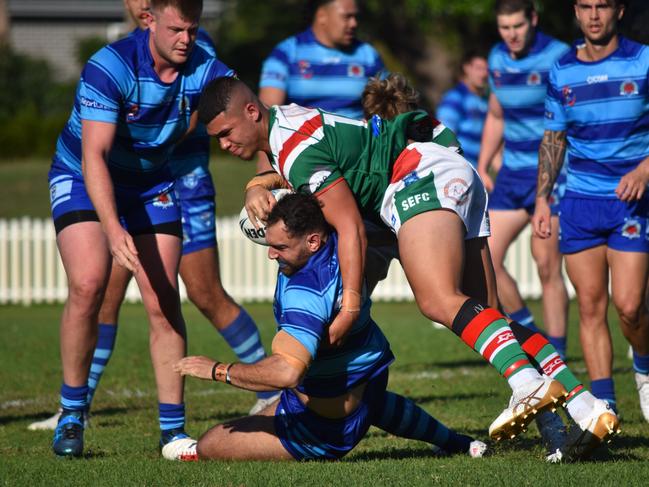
[86,323,118,407]
[60,383,89,413]
[509,307,542,334]
[374,391,471,454]
[591,378,617,413]
[547,335,567,361]
[220,308,274,400]
[159,403,185,432]
[632,351,649,375]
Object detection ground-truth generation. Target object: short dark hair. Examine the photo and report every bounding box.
[573,0,625,6]
[495,0,536,19]
[307,0,336,22]
[150,0,203,20]
[266,192,330,238]
[197,77,241,125]
[461,49,487,67]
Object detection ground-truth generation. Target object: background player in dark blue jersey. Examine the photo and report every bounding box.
[477,0,570,359]
[47,0,236,459]
[437,51,490,169]
[173,192,486,461]
[533,0,649,424]
[258,0,383,119]
[31,0,275,434]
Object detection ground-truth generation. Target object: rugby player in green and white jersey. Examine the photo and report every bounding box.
[196,77,619,458]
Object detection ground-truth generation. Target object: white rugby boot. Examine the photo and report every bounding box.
[489,376,567,441]
[635,372,649,422]
[249,392,282,415]
[430,439,487,458]
[160,429,198,461]
[564,398,620,460]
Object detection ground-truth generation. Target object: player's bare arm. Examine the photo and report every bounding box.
[477,93,505,191]
[175,331,310,391]
[616,155,649,202]
[81,120,140,273]
[531,129,566,239]
[316,180,366,346]
[244,170,289,227]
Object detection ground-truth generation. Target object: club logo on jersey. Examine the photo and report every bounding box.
[308,170,332,193]
[348,64,365,78]
[620,80,639,96]
[622,218,641,239]
[298,60,313,79]
[153,191,174,209]
[562,86,576,107]
[403,172,420,187]
[444,178,469,205]
[126,104,140,122]
[527,71,541,86]
[492,70,501,87]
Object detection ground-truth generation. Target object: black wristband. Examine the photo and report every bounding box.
[211,361,221,382]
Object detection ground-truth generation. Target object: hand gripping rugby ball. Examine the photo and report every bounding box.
[239,189,292,245]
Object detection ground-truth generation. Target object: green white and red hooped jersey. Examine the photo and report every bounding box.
[267,104,461,216]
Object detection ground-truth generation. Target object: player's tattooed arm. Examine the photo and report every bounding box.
[537,129,567,199]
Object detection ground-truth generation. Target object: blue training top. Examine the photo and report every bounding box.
[489,31,570,173]
[259,28,384,119]
[53,28,233,184]
[545,36,649,198]
[273,233,394,397]
[436,82,488,167]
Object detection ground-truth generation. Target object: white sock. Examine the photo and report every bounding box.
[566,390,597,424]
[507,367,543,391]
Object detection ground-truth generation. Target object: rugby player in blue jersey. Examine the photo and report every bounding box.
[46,0,242,459]
[477,0,571,364]
[437,51,490,168]
[31,0,275,435]
[173,192,486,461]
[533,0,649,424]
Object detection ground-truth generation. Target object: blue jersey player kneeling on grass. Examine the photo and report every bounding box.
[172,192,486,461]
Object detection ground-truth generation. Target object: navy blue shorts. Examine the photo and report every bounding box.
[274,369,389,461]
[559,192,649,254]
[489,167,564,216]
[174,166,217,255]
[48,158,181,237]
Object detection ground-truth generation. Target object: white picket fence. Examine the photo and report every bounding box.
[0,217,574,305]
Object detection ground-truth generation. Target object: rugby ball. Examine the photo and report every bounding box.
[239,189,292,245]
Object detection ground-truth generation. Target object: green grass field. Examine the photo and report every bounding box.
[2,300,648,486]
[0,154,256,219]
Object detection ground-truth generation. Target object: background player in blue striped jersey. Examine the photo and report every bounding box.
[258,0,383,119]
[533,0,649,422]
[437,51,489,169]
[30,0,276,434]
[46,0,237,459]
[173,192,486,461]
[477,0,570,360]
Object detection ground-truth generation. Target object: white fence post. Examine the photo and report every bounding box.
[0,217,574,305]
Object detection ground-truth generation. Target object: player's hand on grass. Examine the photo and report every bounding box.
[616,164,649,202]
[107,224,140,273]
[531,197,552,239]
[245,186,276,229]
[174,356,216,380]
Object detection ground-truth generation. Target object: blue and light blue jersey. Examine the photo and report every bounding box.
[436,82,488,167]
[273,233,394,397]
[259,28,384,119]
[545,36,649,198]
[489,31,570,171]
[54,28,233,184]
